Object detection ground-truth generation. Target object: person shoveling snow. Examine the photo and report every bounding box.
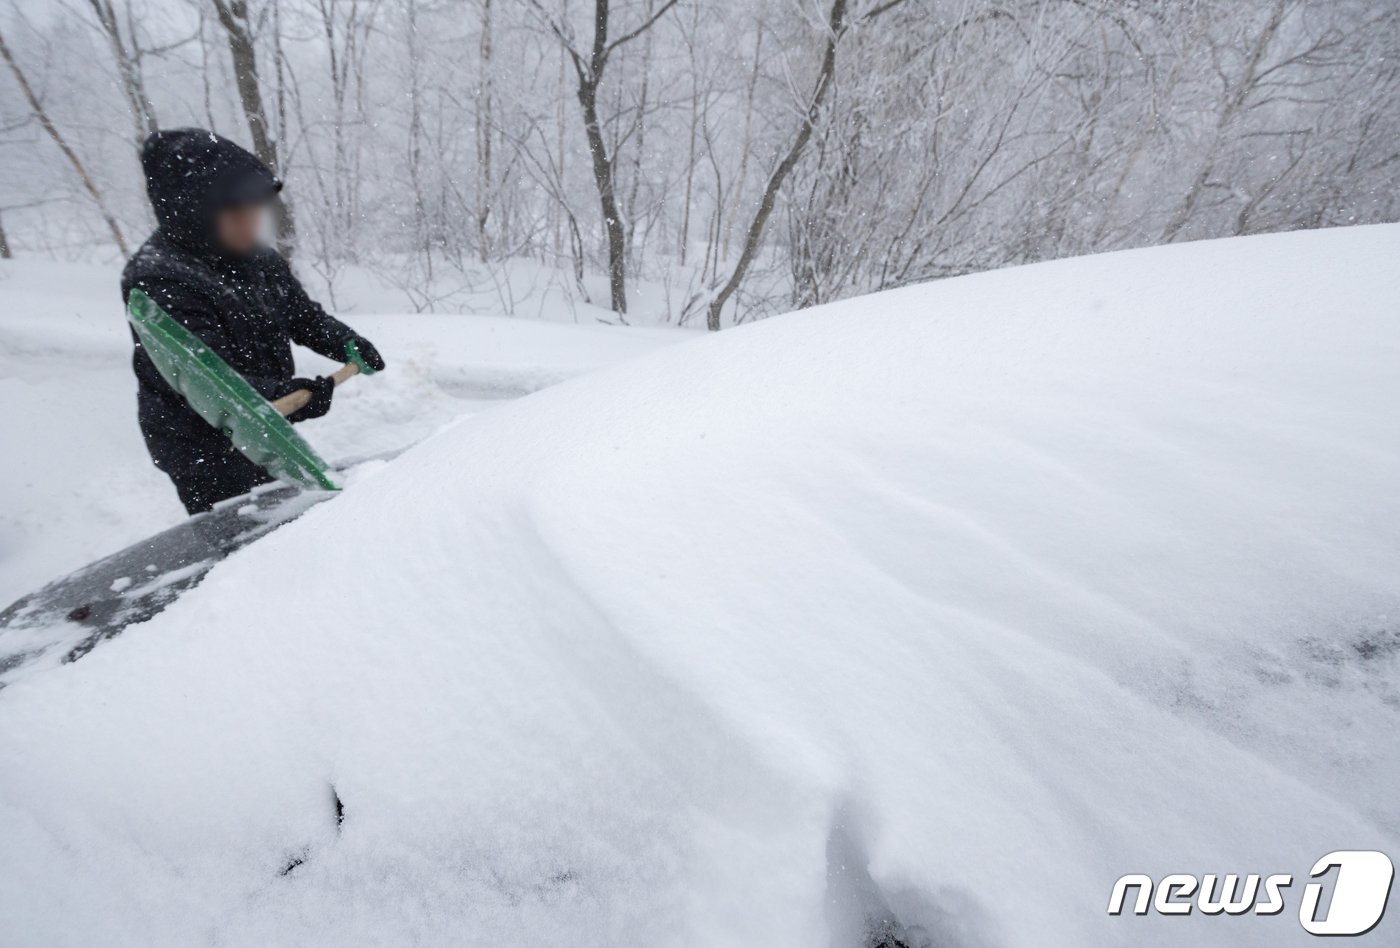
[121,128,386,514]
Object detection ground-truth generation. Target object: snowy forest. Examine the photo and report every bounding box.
[3,2,1400,942]
[1,0,1397,327]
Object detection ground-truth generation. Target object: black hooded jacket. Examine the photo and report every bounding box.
[121,129,357,489]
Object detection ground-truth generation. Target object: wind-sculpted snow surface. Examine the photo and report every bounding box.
[2,226,1399,946]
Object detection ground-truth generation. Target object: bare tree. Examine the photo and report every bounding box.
[208,0,296,254]
[705,0,862,330]
[78,0,175,147]
[0,28,129,255]
[2,0,1396,313]
[529,0,679,315]
[476,0,495,261]
[1159,1,1291,243]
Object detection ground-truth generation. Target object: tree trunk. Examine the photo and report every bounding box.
[1160,1,1287,244]
[537,0,679,315]
[576,0,628,314]
[0,29,129,255]
[476,0,494,262]
[210,0,297,256]
[677,0,701,266]
[723,24,764,263]
[578,74,629,314]
[623,0,654,261]
[86,0,159,148]
[706,0,847,331]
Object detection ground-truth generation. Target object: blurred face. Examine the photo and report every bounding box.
[215,204,266,256]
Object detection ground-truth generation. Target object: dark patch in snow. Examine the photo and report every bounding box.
[864,921,913,948]
[826,814,999,948]
[826,821,917,948]
[533,869,581,899]
[1294,620,1400,692]
[1349,627,1400,663]
[275,786,343,879]
[828,817,907,940]
[0,647,42,676]
[279,850,308,877]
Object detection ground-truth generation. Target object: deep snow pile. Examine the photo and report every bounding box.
[2,226,1399,946]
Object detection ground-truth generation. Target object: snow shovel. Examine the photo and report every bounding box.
[126,288,376,493]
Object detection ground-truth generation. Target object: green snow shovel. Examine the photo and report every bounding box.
[126,288,377,493]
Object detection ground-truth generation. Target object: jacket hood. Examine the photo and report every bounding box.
[140,128,281,254]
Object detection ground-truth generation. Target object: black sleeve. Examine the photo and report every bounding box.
[267,255,358,363]
[128,274,289,400]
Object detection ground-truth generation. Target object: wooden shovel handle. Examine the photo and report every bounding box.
[270,362,360,417]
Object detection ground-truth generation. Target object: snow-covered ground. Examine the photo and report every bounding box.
[2,225,1399,946]
[0,259,685,606]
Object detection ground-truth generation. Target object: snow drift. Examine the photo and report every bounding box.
[2,225,1399,946]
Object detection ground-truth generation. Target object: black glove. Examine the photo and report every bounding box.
[283,375,335,423]
[345,335,385,372]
